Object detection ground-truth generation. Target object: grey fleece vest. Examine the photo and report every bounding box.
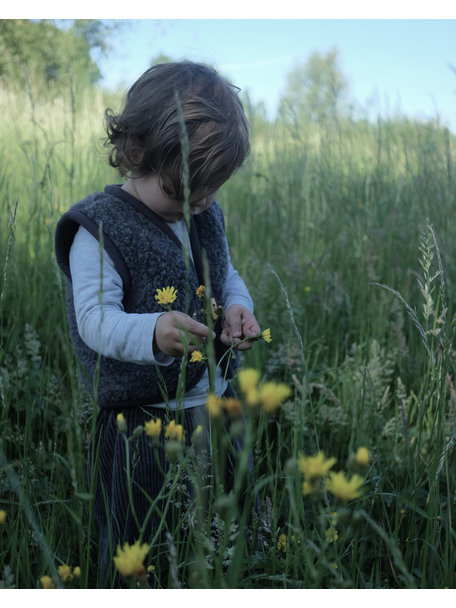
[55,185,229,409]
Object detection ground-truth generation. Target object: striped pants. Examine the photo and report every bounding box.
[88,384,244,586]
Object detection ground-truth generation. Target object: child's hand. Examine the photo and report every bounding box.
[154,311,214,357]
[219,305,261,351]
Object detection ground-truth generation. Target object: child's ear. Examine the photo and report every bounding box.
[130,137,144,166]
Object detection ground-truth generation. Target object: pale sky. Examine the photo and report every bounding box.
[94,19,456,130]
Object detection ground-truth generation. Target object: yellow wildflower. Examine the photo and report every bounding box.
[116,413,127,433]
[298,451,337,480]
[277,533,287,553]
[0,509,6,525]
[222,397,242,417]
[355,446,370,466]
[164,420,184,442]
[144,418,162,439]
[154,286,177,306]
[324,527,339,543]
[196,285,205,299]
[192,424,203,443]
[206,393,223,418]
[58,564,72,582]
[302,480,315,496]
[261,328,272,343]
[190,350,204,363]
[238,368,260,394]
[259,381,292,413]
[326,471,365,501]
[73,566,81,578]
[113,541,149,578]
[40,575,55,589]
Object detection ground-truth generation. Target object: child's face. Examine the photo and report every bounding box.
[123,175,218,222]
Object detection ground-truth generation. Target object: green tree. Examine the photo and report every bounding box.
[0,19,108,95]
[278,48,350,125]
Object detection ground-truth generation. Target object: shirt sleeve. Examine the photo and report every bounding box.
[222,241,254,313]
[69,226,173,366]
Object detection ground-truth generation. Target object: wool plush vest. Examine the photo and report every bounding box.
[55,185,229,409]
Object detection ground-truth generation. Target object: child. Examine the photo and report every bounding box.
[55,61,260,585]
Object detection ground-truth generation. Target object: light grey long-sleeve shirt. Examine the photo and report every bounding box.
[69,219,253,409]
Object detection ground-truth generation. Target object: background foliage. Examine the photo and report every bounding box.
[1,20,456,589]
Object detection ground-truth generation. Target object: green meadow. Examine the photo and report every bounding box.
[1,73,456,588]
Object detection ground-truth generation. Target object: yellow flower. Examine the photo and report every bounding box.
[0,509,6,525]
[144,418,162,439]
[206,393,223,418]
[190,350,204,363]
[277,533,287,553]
[155,286,177,306]
[116,413,127,433]
[58,564,72,582]
[73,566,81,578]
[258,382,292,413]
[164,420,184,442]
[40,575,55,589]
[326,471,365,501]
[238,368,260,394]
[196,285,205,299]
[192,424,203,443]
[261,328,272,343]
[222,397,242,417]
[324,527,339,543]
[113,541,149,578]
[298,451,337,480]
[302,480,315,496]
[355,446,370,466]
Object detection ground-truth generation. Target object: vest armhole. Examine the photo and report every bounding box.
[55,209,131,296]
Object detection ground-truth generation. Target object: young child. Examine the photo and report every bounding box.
[55,61,260,585]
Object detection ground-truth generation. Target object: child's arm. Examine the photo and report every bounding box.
[70,227,210,364]
[219,243,261,351]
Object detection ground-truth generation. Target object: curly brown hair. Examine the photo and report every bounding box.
[104,61,250,200]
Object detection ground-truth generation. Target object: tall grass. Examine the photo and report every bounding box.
[1,81,456,588]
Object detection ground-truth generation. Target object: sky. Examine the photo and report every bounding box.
[91,18,456,131]
[4,3,456,131]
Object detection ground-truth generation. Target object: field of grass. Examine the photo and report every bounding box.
[1,82,456,589]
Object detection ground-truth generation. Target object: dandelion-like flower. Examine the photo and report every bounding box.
[258,381,292,413]
[73,566,81,578]
[0,509,6,525]
[155,286,177,306]
[326,471,365,501]
[277,533,287,553]
[144,418,162,439]
[190,350,204,363]
[58,564,72,582]
[192,424,203,444]
[261,328,272,343]
[40,575,55,589]
[324,527,339,543]
[222,397,242,417]
[196,285,205,299]
[116,413,127,433]
[113,541,149,578]
[355,446,370,466]
[238,368,260,394]
[164,420,184,442]
[302,480,315,496]
[298,451,337,480]
[206,393,223,418]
